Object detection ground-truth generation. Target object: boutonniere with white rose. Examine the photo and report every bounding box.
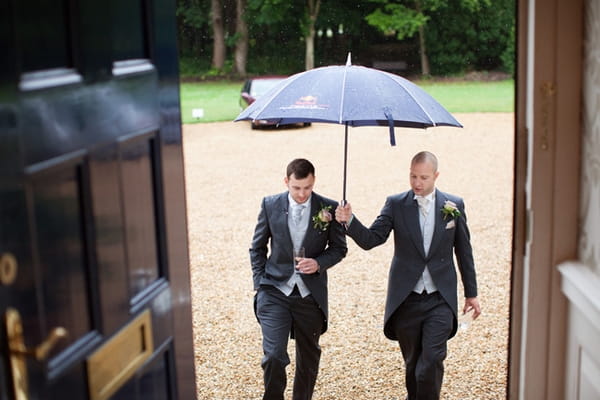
[312,204,333,231]
[441,200,461,220]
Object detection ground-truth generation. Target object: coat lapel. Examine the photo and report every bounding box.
[403,192,427,259]
[427,189,447,259]
[274,194,293,250]
[300,193,320,248]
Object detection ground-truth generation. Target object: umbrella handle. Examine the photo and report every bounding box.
[341,123,349,229]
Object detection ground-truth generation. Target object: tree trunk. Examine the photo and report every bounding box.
[305,25,315,70]
[415,0,430,76]
[211,0,226,70]
[304,0,320,70]
[418,24,430,76]
[234,0,248,76]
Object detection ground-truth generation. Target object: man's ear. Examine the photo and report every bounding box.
[284,176,289,185]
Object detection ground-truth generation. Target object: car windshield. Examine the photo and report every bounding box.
[250,78,286,98]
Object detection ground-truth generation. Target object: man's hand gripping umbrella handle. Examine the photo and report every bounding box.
[336,200,352,229]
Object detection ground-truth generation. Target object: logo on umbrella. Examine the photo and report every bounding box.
[296,96,317,105]
[280,95,330,110]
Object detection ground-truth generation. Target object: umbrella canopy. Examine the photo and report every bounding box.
[235,54,462,201]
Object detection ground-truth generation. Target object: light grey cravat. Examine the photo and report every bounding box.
[280,200,311,298]
[413,194,438,294]
[416,196,430,217]
[293,204,305,226]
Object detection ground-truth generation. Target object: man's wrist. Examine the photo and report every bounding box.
[347,214,354,227]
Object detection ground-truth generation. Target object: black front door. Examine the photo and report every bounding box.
[0,0,196,399]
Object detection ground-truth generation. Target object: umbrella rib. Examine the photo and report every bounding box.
[383,72,438,127]
[338,64,350,124]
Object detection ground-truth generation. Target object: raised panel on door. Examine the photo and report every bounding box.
[14,153,102,399]
[14,0,71,72]
[27,159,94,347]
[118,133,161,301]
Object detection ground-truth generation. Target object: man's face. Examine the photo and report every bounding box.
[410,161,439,196]
[285,173,315,204]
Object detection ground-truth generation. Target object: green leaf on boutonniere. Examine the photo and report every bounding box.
[441,200,461,220]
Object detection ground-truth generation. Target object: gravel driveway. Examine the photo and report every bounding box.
[183,113,514,399]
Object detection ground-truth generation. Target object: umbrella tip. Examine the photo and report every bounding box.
[346,52,351,66]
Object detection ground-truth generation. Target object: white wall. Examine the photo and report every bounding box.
[559,2,600,399]
[580,0,600,273]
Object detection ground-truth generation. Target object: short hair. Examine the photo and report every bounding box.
[411,151,438,172]
[286,158,315,179]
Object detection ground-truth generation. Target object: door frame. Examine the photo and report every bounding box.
[509,0,583,398]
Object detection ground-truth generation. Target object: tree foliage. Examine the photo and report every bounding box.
[176,0,211,55]
[176,0,515,78]
[426,0,514,74]
[365,2,428,41]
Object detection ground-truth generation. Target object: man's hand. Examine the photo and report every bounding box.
[463,297,481,320]
[295,258,320,274]
[335,202,353,224]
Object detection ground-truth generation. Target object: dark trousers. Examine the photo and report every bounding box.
[256,285,323,400]
[390,291,454,400]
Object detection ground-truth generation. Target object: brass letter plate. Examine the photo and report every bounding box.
[87,310,154,400]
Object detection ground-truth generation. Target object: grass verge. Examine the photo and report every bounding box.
[179,79,514,124]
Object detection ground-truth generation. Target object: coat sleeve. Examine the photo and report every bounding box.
[453,199,478,298]
[346,196,395,250]
[249,197,270,290]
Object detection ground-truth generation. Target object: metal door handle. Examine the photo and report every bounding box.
[16,326,68,361]
[4,307,68,400]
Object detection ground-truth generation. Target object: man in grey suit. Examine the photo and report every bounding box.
[250,158,347,400]
[335,151,481,400]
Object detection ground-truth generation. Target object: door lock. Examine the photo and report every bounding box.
[0,252,18,286]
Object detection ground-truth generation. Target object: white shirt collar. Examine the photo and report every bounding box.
[414,190,435,202]
[288,193,312,209]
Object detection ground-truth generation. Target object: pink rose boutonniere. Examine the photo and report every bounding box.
[312,204,333,231]
[441,200,461,220]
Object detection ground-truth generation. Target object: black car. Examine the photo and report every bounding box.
[239,76,310,129]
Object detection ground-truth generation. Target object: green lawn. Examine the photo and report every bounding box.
[180,81,245,124]
[179,79,514,124]
[417,80,514,113]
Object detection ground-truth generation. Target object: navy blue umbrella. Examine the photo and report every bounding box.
[235,54,462,202]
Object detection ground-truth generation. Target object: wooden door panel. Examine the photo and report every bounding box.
[14,0,71,72]
[3,81,178,399]
[1,0,196,397]
[20,155,99,399]
[27,160,93,352]
[89,144,131,334]
[111,347,174,400]
[119,133,161,298]
[44,367,90,399]
[19,71,159,167]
